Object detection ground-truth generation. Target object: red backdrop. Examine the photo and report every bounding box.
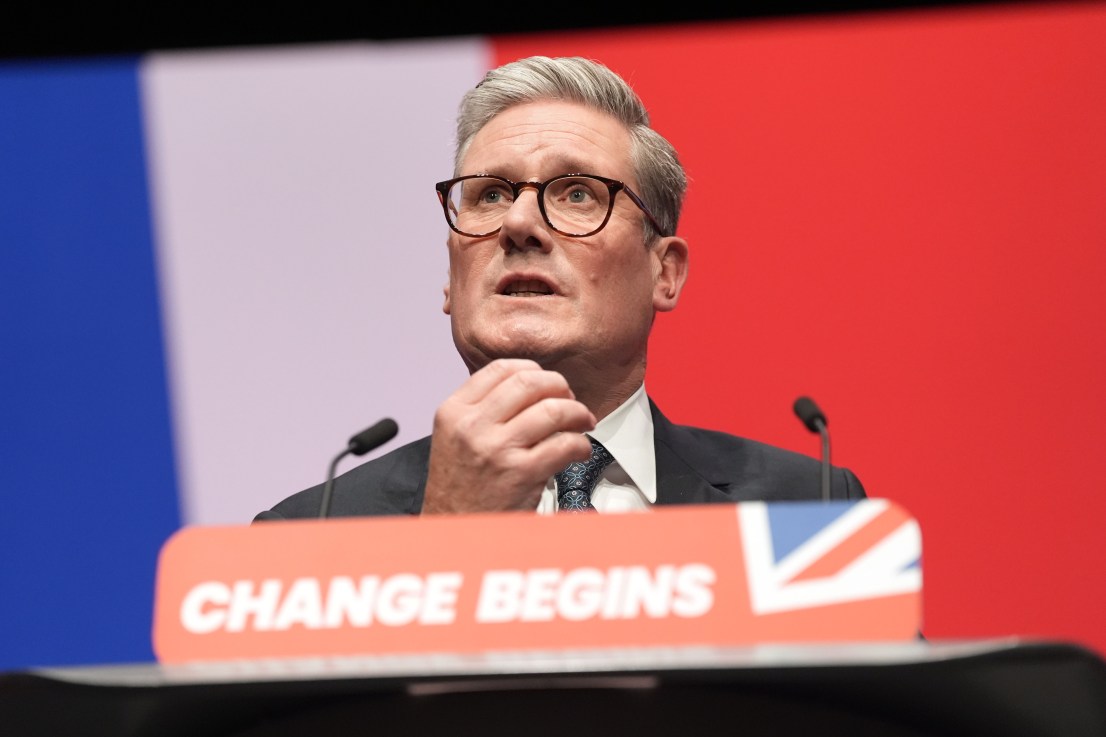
[494,1,1106,654]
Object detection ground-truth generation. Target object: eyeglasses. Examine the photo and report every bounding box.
[434,174,664,238]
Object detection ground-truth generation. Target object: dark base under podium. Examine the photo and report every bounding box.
[3,639,1104,737]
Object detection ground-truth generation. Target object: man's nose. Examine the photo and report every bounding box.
[499,184,551,252]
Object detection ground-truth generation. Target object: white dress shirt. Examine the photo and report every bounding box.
[536,384,656,515]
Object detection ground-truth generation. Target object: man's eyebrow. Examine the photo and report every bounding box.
[544,156,595,175]
[473,156,599,180]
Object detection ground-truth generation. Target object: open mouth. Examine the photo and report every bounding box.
[501,279,554,297]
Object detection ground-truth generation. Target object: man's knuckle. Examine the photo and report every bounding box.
[541,399,566,424]
[512,369,542,393]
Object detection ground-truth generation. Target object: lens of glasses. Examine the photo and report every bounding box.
[445,175,613,237]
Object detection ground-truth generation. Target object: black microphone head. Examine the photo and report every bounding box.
[348,417,399,456]
[793,396,827,433]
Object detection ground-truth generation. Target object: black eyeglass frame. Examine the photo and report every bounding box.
[434,173,665,238]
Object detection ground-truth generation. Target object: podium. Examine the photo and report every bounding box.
[4,500,1105,735]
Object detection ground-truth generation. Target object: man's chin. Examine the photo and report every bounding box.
[491,343,567,366]
[460,338,571,371]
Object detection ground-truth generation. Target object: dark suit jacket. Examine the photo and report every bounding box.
[255,399,866,521]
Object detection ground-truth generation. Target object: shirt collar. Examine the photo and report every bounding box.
[588,383,656,503]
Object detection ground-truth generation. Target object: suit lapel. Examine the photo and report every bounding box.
[651,399,738,506]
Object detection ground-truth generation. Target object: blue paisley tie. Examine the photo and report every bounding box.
[554,436,615,513]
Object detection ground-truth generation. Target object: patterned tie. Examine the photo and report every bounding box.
[554,436,615,513]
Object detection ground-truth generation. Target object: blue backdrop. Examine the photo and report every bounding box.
[0,57,181,669]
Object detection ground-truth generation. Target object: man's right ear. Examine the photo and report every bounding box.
[442,271,451,315]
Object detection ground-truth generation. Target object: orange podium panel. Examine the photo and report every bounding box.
[152,499,921,663]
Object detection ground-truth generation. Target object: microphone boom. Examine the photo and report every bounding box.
[792,396,832,502]
[319,418,399,518]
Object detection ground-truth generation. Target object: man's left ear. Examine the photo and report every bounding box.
[652,236,689,313]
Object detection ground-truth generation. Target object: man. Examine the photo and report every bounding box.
[256,55,864,521]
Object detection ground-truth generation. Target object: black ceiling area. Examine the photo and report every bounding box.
[3,1,1044,61]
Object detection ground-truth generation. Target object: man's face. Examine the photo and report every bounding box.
[443,100,684,376]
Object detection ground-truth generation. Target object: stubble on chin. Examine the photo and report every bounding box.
[454,320,570,373]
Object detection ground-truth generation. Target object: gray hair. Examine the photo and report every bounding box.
[453,56,687,239]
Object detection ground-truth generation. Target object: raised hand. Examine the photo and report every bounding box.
[421,359,596,514]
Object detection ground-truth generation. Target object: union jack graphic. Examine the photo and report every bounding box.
[739,499,921,615]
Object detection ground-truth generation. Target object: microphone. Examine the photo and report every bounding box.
[318,418,399,518]
[793,396,831,502]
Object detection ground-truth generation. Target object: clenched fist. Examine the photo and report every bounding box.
[421,359,596,514]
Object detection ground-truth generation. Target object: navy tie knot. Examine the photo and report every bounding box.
[554,436,615,513]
